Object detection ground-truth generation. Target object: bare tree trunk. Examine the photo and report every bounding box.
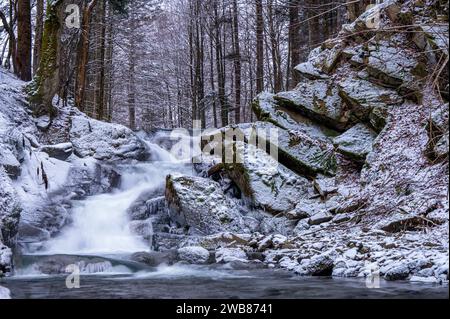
[209,34,218,128]
[267,0,282,92]
[27,0,64,117]
[0,7,17,71]
[214,1,227,126]
[75,0,98,111]
[232,0,241,124]
[255,0,264,94]
[288,0,301,89]
[17,0,32,81]
[33,0,44,75]
[96,0,107,121]
[128,47,136,130]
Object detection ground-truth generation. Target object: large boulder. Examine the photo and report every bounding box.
[365,36,427,101]
[252,93,338,142]
[224,142,311,214]
[338,76,403,130]
[275,80,349,131]
[166,174,247,235]
[333,124,377,162]
[177,246,211,264]
[202,122,337,177]
[69,116,148,161]
[294,40,344,79]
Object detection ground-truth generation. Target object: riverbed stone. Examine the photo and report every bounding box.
[177,246,211,264]
[215,248,248,264]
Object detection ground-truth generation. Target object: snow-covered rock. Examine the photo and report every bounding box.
[275,80,349,131]
[166,174,247,235]
[0,168,21,249]
[333,124,377,162]
[294,253,335,276]
[177,246,211,264]
[40,143,73,161]
[0,285,11,299]
[215,248,248,263]
[69,116,148,162]
[338,77,403,127]
[224,142,311,214]
[308,211,333,226]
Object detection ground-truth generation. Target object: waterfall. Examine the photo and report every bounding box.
[40,135,193,256]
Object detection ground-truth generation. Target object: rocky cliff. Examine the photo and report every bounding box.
[165,0,449,281]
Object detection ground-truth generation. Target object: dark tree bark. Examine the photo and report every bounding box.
[75,0,98,111]
[0,8,17,72]
[17,0,32,81]
[232,0,241,123]
[288,0,301,89]
[255,0,264,94]
[267,0,282,92]
[27,0,64,117]
[33,0,44,75]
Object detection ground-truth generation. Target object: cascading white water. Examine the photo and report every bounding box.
[41,134,193,256]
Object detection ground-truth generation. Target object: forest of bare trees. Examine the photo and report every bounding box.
[0,0,373,130]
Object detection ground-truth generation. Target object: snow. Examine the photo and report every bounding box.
[0,285,11,299]
[177,246,210,264]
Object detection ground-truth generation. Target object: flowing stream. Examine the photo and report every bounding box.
[2,132,448,299]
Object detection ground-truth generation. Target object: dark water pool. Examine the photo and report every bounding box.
[2,267,448,299]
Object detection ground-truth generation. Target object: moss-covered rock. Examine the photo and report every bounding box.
[333,124,377,162]
[338,76,403,126]
[365,36,427,102]
[252,93,338,141]
[275,80,350,131]
[201,122,337,178]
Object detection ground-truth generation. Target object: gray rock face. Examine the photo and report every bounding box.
[224,142,311,214]
[41,143,73,161]
[294,42,343,79]
[278,130,337,177]
[366,36,427,100]
[295,253,335,276]
[0,244,13,276]
[252,94,336,141]
[0,148,21,179]
[177,246,211,264]
[215,248,248,263]
[338,76,403,125]
[166,174,247,235]
[70,116,148,161]
[131,250,178,267]
[275,80,349,131]
[308,211,333,226]
[333,124,377,162]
